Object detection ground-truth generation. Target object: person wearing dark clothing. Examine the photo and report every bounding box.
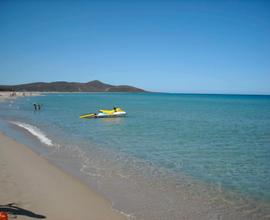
[33,103,42,111]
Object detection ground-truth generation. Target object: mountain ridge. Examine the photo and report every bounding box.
[0,80,146,92]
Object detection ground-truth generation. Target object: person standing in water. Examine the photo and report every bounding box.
[33,103,42,111]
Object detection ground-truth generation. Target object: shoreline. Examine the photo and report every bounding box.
[0,131,126,220]
[1,93,270,220]
[0,91,42,102]
[1,123,270,220]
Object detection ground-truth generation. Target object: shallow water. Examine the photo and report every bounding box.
[0,93,270,219]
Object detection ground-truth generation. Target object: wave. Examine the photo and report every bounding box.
[10,121,53,146]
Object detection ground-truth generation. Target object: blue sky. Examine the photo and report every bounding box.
[0,0,269,94]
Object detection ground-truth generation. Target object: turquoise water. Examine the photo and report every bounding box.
[1,93,270,219]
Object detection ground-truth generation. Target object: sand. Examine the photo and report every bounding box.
[0,132,126,220]
[0,92,41,102]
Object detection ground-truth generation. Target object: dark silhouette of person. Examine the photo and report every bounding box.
[113,107,117,112]
[33,104,37,111]
[37,104,41,110]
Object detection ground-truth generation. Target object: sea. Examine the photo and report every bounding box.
[0,93,270,220]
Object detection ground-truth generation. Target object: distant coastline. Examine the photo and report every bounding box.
[0,80,146,93]
[0,91,41,101]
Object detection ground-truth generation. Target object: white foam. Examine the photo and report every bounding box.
[11,121,53,146]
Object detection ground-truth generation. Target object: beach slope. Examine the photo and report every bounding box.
[0,132,126,220]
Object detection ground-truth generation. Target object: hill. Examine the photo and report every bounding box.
[0,80,146,92]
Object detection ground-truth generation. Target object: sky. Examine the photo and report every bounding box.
[0,0,270,94]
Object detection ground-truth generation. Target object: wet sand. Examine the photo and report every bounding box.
[0,132,126,220]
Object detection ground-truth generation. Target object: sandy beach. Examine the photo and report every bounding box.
[0,132,126,220]
[0,92,41,102]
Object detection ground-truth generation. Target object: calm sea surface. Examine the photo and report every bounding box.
[1,93,270,219]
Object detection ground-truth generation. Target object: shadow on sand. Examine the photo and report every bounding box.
[0,203,46,219]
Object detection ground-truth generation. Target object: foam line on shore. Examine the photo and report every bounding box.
[0,132,126,220]
[10,121,53,146]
